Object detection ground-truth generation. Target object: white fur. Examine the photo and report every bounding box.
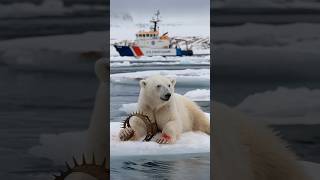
[213,102,310,180]
[69,59,108,180]
[85,58,107,163]
[119,75,210,144]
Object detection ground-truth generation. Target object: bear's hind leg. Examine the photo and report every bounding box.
[193,111,210,135]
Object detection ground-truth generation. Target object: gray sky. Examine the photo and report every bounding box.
[111,0,210,23]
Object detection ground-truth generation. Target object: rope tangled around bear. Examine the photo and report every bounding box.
[121,111,159,141]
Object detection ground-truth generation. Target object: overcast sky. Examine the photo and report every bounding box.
[111,0,210,23]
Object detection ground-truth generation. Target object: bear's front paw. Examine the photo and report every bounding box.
[156,133,174,144]
[119,127,135,141]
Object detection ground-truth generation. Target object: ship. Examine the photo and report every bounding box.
[113,10,193,57]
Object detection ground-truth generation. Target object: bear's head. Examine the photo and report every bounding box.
[139,75,176,107]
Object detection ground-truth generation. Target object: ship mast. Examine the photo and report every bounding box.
[150,10,160,32]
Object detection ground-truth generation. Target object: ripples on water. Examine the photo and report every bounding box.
[111,154,210,180]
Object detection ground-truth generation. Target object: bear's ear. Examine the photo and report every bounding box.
[171,78,176,86]
[140,80,147,87]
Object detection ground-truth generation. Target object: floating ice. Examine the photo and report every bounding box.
[119,103,138,114]
[110,54,210,68]
[29,115,209,164]
[236,87,320,124]
[111,69,210,86]
[29,131,88,165]
[184,89,210,101]
[0,31,106,72]
[110,121,210,157]
[301,161,320,180]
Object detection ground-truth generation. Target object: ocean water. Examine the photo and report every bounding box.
[110,60,211,180]
[0,1,104,177]
[0,0,107,40]
[215,79,320,162]
[0,65,97,179]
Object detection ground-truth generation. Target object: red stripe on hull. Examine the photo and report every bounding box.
[132,46,144,57]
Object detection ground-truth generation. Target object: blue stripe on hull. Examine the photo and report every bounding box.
[114,45,134,56]
[114,45,193,57]
[176,48,182,56]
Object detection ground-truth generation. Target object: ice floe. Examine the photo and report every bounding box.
[111,69,210,87]
[236,87,320,124]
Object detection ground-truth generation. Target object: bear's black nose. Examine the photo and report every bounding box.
[165,93,171,99]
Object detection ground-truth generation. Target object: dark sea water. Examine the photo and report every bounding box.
[0,0,107,40]
[0,65,97,179]
[215,79,320,164]
[111,154,210,180]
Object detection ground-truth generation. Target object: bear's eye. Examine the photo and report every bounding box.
[168,84,171,87]
[157,85,161,88]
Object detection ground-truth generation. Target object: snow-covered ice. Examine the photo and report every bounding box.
[110,118,210,157]
[111,69,210,86]
[0,31,107,71]
[110,55,210,67]
[184,89,210,101]
[119,103,138,114]
[29,130,88,165]
[236,87,320,125]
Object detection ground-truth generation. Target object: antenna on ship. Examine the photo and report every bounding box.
[150,10,160,32]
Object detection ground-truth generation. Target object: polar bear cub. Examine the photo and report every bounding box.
[119,75,210,144]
